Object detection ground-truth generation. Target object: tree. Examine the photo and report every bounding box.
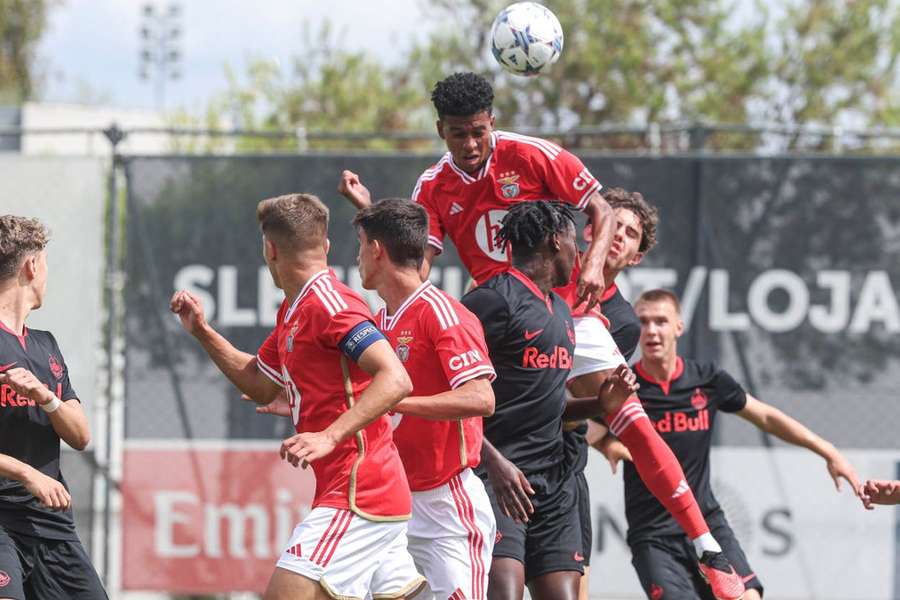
[199,0,900,152]
[0,0,57,103]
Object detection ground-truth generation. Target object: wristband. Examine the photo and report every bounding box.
[40,395,62,413]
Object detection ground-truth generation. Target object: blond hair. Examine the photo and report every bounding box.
[256,193,329,251]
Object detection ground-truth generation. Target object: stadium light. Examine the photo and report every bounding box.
[138,2,182,110]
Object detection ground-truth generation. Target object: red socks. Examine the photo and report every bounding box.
[606,397,710,539]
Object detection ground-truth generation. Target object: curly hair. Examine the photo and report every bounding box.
[602,187,658,253]
[431,72,494,119]
[496,201,575,261]
[0,215,50,280]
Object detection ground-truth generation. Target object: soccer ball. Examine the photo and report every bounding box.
[490,2,564,77]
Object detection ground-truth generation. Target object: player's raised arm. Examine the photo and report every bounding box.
[576,192,615,312]
[170,289,282,405]
[337,169,373,210]
[737,394,862,498]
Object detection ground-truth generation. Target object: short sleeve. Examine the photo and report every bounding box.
[533,145,602,212]
[460,286,510,352]
[432,312,496,389]
[313,296,386,364]
[713,369,747,413]
[412,172,445,254]
[49,335,78,401]
[256,329,284,387]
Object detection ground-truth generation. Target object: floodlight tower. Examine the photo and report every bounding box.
[139,3,182,110]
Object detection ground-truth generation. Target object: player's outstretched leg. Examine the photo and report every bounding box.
[570,373,745,600]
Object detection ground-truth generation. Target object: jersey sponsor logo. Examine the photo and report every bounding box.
[650,583,664,600]
[654,409,710,434]
[0,570,8,587]
[48,355,64,380]
[572,168,595,191]
[690,388,709,410]
[449,202,464,215]
[0,361,16,372]
[498,171,521,198]
[448,349,483,371]
[523,328,543,341]
[522,345,572,370]
[1,381,63,408]
[475,209,509,262]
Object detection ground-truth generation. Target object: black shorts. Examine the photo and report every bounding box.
[483,462,584,580]
[564,423,592,567]
[629,514,763,599]
[0,525,107,600]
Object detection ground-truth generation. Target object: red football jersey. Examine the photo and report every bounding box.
[413,130,602,291]
[257,269,412,520]
[375,281,495,492]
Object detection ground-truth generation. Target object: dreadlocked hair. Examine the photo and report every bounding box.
[496,200,575,260]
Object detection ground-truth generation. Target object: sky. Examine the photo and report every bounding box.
[37,0,436,112]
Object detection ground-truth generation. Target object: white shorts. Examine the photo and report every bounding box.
[276,507,424,600]
[568,316,627,381]
[407,468,496,600]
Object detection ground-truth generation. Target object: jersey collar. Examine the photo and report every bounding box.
[635,356,684,396]
[0,318,28,350]
[285,269,331,323]
[380,280,433,330]
[509,267,553,312]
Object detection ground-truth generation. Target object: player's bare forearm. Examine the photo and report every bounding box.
[582,194,614,279]
[192,322,280,404]
[393,377,494,419]
[563,395,605,420]
[48,400,91,450]
[322,341,412,445]
[0,453,35,483]
[325,361,412,445]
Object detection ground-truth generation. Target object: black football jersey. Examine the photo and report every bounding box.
[462,269,575,475]
[0,323,79,540]
[624,357,747,544]
[600,283,640,362]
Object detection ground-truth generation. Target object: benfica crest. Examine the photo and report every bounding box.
[498,171,520,198]
[396,334,413,362]
[286,324,299,353]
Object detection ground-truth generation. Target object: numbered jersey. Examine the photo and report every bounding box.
[376,281,495,492]
[257,269,412,520]
[414,130,602,288]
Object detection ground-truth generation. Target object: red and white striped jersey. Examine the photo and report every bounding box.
[413,130,602,292]
[257,269,412,520]
[375,281,495,492]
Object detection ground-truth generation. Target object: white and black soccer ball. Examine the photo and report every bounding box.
[490,2,564,77]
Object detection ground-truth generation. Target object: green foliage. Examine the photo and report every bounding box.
[198,0,900,152]
[0,0,57,103]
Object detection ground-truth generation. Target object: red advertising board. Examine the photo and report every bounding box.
[121,442,316,593]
